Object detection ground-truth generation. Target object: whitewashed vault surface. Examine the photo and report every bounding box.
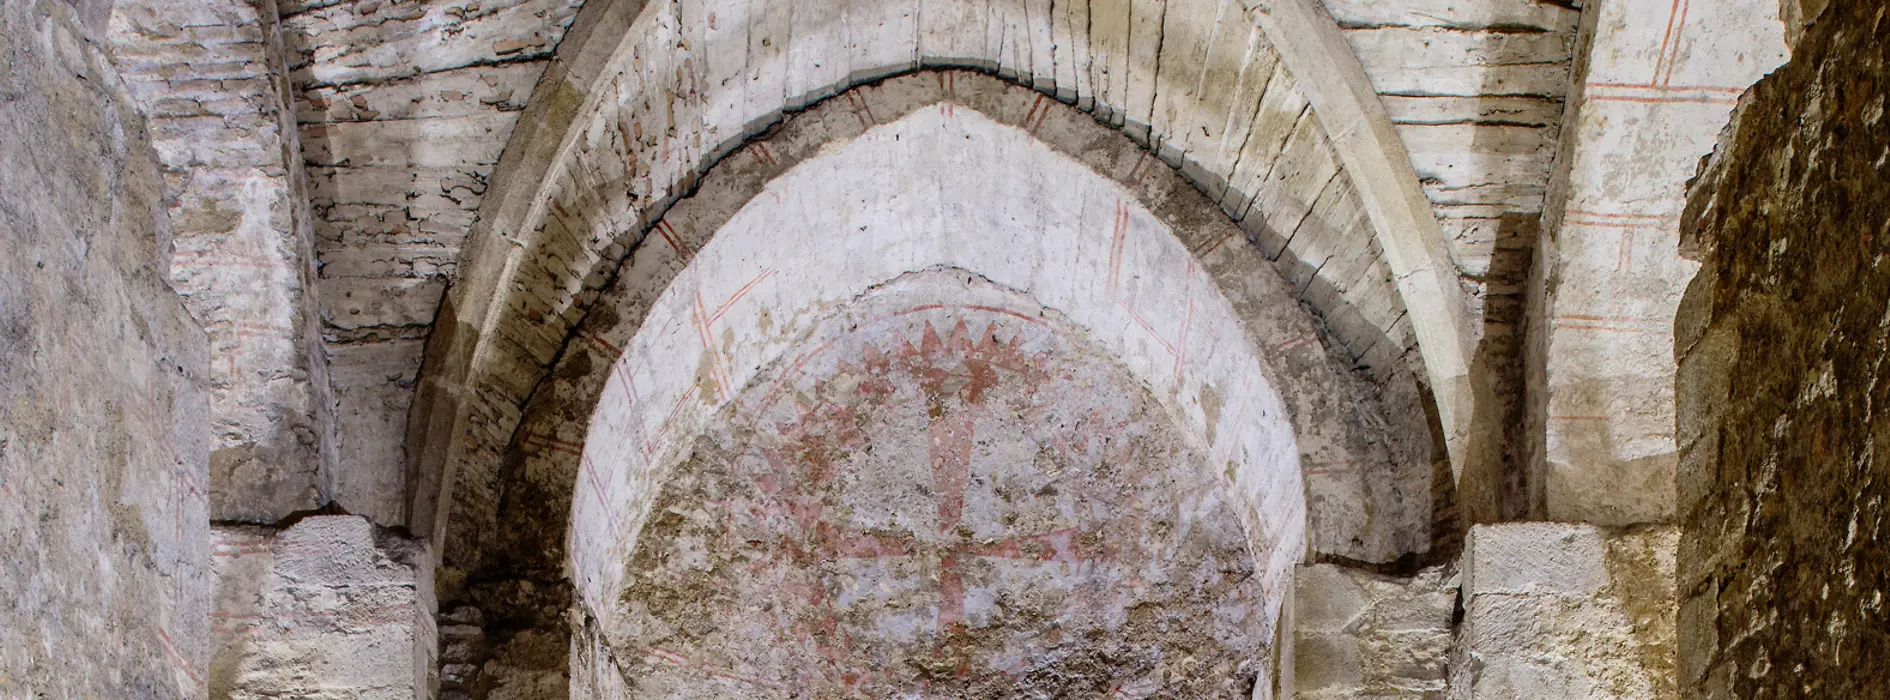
[570,106,1308,692]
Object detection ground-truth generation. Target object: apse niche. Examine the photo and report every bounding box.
[564,106,1307,697]
[610,274,1266,695]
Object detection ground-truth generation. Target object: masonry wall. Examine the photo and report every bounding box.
[109,0,339,524]
[1675,0,1890,695]
[0,0,213,691]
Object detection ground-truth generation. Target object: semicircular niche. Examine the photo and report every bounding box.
[599,273,1266,696]
[566,103,1309,696]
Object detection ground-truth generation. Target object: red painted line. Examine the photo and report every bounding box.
[655,220,690,256]
[1275,336,1316,352]
[1173,266,1195,384]
[847,91,879,127]
[644,383,700,457]
[749,142,777,167]
[1662,0,1692,86]
[580,454,614,519]
[708,268,776,324]
[1023,94,1047,135]
[1196,230,1237,256]
[888,303,1046,326]
[692,291,733,401]
[1107,200,1129,294]
[1652,0,1686,84]
[647,647,691,666]
[1617,228,1636,272]
[586,332,623,356]
[1587,82,1745,94]
[1589,94,1737,105]
[1555,322,1650,333]
[1566,218,1664,230]
[157,628,203,684]
[1025,94,1052,136]
[1567,209,1674,220]
[1115,298,1179,357]
[1558,313,1651,323]
[1128,151,1153,181]
[614,363,641,412]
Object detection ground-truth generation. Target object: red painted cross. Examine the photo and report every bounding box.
[749,320,1097,684]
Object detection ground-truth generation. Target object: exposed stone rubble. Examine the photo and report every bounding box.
[107,0,339,523]
[1676,1,1889,693]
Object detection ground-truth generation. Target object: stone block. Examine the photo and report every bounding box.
[1295,564,1372,631]
[1294,633,1365,691]
[1464,523,1607,597]
[213,516,434,699]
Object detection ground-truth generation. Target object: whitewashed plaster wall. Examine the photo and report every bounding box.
[1530,0,1788,525]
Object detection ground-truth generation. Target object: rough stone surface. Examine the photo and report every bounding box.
[1452,523,1677,700]
[1675,1,1890,695]
[1293,563,1457,699]
[0,0,213,691]
[210,516,435,698]
[107,0,340,523]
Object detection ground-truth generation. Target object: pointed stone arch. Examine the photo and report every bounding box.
[429,72,1437,695]
[407,0,1485,571]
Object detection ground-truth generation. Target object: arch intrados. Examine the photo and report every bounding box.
[411,0,1477,557]
[455,74,1434,606]
[566,106,1307,617]
[437,74,1438,691]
